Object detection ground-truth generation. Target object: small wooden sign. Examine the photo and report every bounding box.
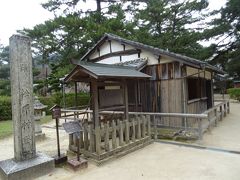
[50,104,61,119]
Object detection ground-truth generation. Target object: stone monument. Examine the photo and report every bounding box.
[0,35,54,180]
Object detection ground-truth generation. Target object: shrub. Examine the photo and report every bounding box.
[39,92,90,115]
[0,92,90,120]
[227,88,240,101]
[0,96,12,121]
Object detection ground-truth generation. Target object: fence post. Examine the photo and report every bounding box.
[125,120,130,144]
[198,118,203,140]
[112,120,117,149]
[147,115,151,136]
[142,116,146,138]
[119,120,124,146]
[154,115,157,140]
[89,124,94,153]
[104,122,110,152]
[207,112,211,132]
[95,126,101,155]
[227,101,230,114]
[79,131,84,149]
[132,120,136,142]
[214,108,217,127]
[220,105,223,120]
[224,103,227,117]
[83,119,88,151]
[137,116,141,139]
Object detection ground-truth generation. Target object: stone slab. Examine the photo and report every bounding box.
[0,152,54,180]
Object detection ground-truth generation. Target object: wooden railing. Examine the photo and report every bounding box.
[61,100,230,161]
[66,115,151,161]
[203,100,230,132]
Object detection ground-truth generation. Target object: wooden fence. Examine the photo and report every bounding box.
[66,115,152,161]
[61,100,230,161]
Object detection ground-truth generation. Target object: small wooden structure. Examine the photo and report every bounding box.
[64,62,152,162]
[63,33,228,162]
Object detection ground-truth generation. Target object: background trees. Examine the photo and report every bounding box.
[1,0,239,95]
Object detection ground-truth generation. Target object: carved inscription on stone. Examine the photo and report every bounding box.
[21,104,34,158]
[10,35,36,161]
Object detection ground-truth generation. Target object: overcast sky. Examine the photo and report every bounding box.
[0,0,227,46]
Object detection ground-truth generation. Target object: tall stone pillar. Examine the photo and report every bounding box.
[0,35,54,180]
[9,35,36,161]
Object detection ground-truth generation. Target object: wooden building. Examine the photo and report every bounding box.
[67,33,224,114]
[233,80,240,88]
[64,33,225,162]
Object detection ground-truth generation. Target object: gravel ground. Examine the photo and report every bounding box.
[0,101,240,179]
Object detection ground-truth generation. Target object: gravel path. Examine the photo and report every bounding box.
[0,101,240,179]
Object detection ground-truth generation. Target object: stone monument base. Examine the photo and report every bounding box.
[0,152,54,180]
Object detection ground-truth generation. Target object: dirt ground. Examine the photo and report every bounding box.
[0,101,240,179]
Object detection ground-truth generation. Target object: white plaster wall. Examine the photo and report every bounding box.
[111,40,125,52]
[97,57,121,64]
[88,39,175,65]
[100,42,111,55]
[90,50,99,59]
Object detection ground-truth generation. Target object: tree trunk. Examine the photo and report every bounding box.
[96,0,101,13]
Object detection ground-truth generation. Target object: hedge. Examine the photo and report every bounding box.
[0,93,90,121]
[0,96,12,121]
[227,88,240,101]
[39,92,90,115]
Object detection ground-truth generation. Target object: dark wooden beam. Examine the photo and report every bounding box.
[92,79,99,128]
[89,49,141,62]
[74,82,78,108]
[122,44,126,51]
[124,81,129,120]
[108,40,112,53]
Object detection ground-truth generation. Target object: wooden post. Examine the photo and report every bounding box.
[83,119,88,150]
[207,112,211,132]
[79,131,84,149]
[147,115,151,136]
[142,115,146,138]
[223,103,227,117]
[220,105,223,120]
[132,120,136,142]
[137,116,141,139]
[92,79,99,128]
[125,120,130,144]
[91,79,100,154]
[153,115,157,140]
[198,118,203,140]
[134,82,138,111]
[104,122,110,152]
[112,120,117,149]
[119,121,124,146]
[95,127,101,155]
[214,108,217,127]
[227,101,230,114]
[124,81,129,120]
[89,124,95,153]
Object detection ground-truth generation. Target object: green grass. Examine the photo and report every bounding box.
[0,115,53,139]
[0,120,13,139]
[40,115,53,125]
